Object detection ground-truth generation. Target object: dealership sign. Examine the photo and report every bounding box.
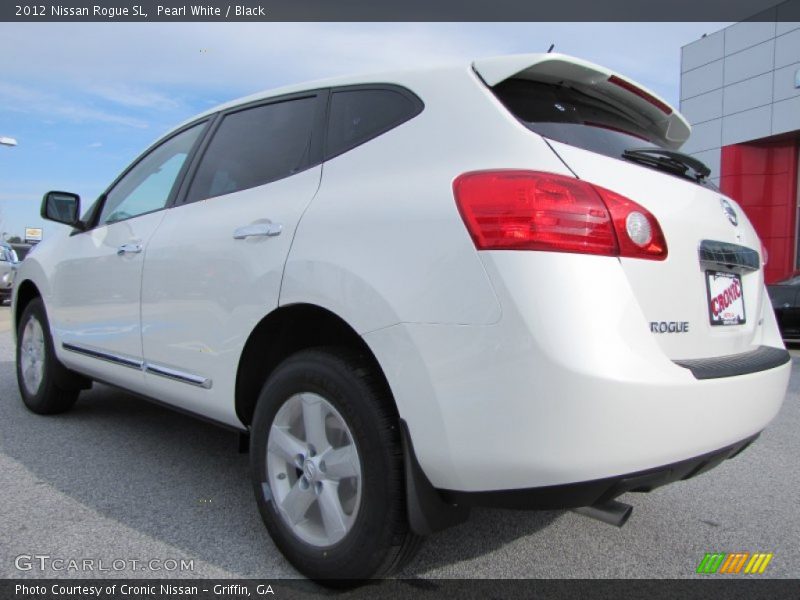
[25,227,43,243]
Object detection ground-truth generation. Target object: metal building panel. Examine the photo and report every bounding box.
[723,72,774,115]
[724,40,775,85]
[682,31,725,72]
[772,95,800,135]
[722,105,772,145]
[775,28,800,69]
[772,62,800,102]
[682,60,724,100]
[682,118,723,153]
[680,89,724,124]
[724,20,777,55]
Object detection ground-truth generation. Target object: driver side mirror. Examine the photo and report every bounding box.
[41,191,83,229]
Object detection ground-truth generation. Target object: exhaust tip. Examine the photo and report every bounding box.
[572,499,633,528]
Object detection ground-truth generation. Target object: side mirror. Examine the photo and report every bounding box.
[41,191,83,229]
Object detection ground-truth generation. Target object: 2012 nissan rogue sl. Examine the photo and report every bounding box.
[12,53,790,582]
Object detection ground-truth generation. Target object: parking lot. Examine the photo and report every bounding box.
[0,303,798,580]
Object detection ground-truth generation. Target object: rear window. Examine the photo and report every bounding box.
[493,78,666,160]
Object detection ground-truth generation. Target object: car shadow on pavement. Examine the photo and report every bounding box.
[0,359,561,580]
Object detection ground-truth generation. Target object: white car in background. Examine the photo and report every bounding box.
[0,241,18,305]
[12,53,790,582]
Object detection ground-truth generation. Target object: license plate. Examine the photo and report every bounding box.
[706,270,745,326]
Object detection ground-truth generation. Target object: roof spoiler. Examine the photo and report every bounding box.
[473,53,690,149]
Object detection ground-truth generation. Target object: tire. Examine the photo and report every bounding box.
[16,297,81,414]
[250,347,422,583]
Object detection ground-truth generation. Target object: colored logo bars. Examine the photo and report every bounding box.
[696,552,773,574]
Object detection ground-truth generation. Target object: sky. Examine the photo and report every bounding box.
[0,22,729,240]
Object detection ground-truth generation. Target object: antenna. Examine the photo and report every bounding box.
[547,44,555,53]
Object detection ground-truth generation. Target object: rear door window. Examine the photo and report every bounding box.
[325,87,422,159]
[185,95,319,203]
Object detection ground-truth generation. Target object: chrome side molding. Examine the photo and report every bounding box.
[698,240,760,273]
[62,342,144,370]
[62,343,212,389]
[143,363,213,389]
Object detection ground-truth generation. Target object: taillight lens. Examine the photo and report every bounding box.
[453,170,667,261]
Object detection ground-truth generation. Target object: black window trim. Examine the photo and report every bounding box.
[322,83,424,162]
[174,88,330,207]
[77,82,424,229]
[77,116,215,233]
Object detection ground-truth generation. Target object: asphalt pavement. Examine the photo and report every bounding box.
[0,304,798,580]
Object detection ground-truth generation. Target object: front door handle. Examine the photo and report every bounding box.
[117,243,143,255]
[233,222,282,240]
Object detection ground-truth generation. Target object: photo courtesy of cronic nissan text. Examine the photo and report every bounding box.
[0,0,799,598]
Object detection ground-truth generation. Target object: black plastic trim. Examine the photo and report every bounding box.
[674,345,790,380]
[439,433,759,510]
[400,419,469,535]
[698,239,760,273]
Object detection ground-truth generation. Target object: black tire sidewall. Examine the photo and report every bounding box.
[250,350,401,581]
[16,298,74,414]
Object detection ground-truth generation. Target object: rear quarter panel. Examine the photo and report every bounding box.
[281,66,573,333]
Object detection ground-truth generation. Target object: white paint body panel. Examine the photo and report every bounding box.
[548,140,766,360]
[366,252,788,491]
[139,167,322,427]
[45,211,167,389]
[14,54,790,495]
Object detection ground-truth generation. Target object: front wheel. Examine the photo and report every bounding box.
[250,348,421,583]
[16,297,81,414]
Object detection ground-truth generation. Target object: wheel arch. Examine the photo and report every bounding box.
[234,303,397,428]
[14,279,42,336]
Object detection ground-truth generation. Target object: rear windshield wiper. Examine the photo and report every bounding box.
[622,147,711,182]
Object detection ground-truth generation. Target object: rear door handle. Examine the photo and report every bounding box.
[117,243,143,255]
[233,222,282,239]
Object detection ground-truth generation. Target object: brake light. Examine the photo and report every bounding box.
[608,75,673,115]
[453,170,667,261]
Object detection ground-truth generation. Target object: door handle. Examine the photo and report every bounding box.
[117,243,143,255]
[233,222,282,239]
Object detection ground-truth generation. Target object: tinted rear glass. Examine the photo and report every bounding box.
[325,88,421,159]
[493,79,666,160]
[186,96,317,203]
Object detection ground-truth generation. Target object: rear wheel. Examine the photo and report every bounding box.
[250,348,421,583]
[16,297,81,414]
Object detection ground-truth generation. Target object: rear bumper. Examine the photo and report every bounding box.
[440,434,759,509]
[674,345,790,379]
[364,253,790,493]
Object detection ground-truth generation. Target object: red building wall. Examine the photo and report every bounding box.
[720,137,798,284]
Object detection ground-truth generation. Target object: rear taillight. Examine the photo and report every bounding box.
[453,170,667,261]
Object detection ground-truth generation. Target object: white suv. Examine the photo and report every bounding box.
[13,53,790,582]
